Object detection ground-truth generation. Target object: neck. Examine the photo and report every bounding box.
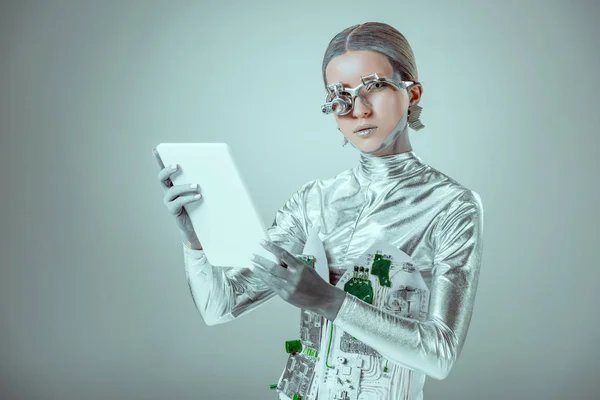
[368,128,413,158]
[357,147,421,182]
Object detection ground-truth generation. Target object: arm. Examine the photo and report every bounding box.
[332,190,484,380]
[183,186,308,326]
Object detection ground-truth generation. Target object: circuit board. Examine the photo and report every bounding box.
[275,254,323,400]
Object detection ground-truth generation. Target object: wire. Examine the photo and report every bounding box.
[325,322,335,369]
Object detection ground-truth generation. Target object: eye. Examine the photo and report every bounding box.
[366,82,385,91]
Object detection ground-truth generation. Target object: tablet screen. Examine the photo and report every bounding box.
[156,143,278,269]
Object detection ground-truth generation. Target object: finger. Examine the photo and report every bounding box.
[250,254,290,278]
[164,184,202,216]
[251,261,287,290]
[259,241,299,270]
[152,148,166,169]
[166,193,203,216]
[164,183,201,203]
[157,164,178,190]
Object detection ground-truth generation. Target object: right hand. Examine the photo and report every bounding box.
[156,162,204,249]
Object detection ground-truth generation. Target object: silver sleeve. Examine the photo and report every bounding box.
[332,190,484,380]
[182,187,308,326]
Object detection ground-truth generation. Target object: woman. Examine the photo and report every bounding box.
[157,22,484,400]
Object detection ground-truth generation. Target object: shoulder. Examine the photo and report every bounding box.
[417,162,483,212]
[294,167,356,196]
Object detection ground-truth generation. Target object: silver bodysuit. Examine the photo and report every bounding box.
[182,151,484,399]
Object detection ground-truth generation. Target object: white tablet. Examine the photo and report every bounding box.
[155,143,279,269]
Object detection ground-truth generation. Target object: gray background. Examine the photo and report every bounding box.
[1,0,599,399]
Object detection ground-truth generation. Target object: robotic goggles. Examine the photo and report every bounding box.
[321,73,416,116]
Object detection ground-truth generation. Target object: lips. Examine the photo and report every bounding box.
[355,128,377,137]
[354,124,378,133]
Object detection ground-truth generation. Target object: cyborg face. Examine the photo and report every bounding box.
[321,73,416,155]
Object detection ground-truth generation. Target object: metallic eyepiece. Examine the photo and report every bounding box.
[321,73,415,116]
[321,96,352,115]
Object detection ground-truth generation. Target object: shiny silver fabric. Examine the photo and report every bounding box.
[183,150,484,399]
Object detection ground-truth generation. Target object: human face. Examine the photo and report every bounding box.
[325,50,412,156]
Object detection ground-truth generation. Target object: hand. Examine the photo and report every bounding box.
[250,240,347,321]
[153,149,203,249]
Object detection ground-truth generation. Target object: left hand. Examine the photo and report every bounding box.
[250,240,346,321]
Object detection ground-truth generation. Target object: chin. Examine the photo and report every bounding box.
[353,137,386,154]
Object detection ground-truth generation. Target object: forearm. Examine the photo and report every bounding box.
[332,262,480,380]
[332,295,458,380]
[184,241,202,250]
[181,181,310,325]
[317,286,347,321]
[182,231,202,250]
[183,243,276,325]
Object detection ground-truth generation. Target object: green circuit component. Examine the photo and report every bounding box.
[371,254,392,287]
[293,394,302,400]
[302,347,319,358]
[295,254,316,268]
[343,266,374,304]
[285,340,302,354]
[269,384,278,390]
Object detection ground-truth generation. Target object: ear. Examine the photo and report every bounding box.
[408,83,423,106]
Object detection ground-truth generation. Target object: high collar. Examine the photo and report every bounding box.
[356,150,424,182]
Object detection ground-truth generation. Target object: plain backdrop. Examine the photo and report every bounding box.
[1,0,599,399]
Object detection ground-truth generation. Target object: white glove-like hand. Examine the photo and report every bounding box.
[154,149,203,249]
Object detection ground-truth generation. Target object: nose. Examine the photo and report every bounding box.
[352,95,371,118]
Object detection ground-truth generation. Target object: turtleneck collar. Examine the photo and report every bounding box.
[356,150,424,182]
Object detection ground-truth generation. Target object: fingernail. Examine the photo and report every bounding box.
[190,184,198,189]
[249,254,256,261]
[171,164,178,170]
[260,240,267,246]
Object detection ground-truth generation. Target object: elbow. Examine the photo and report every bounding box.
[199,312,218,327]
[202,313,233,326]
[429,361,454,380]
[428,340,460,380]
[389,354,454,381]
[186,278,231,327]
[193,308,226,327]
[202,318,219,327]
[424,328,459,380]
[192,303,233,327]
[191,302,231,327]
[390,341,457,380]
